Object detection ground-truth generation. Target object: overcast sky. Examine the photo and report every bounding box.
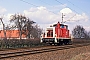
[0,0,90,33]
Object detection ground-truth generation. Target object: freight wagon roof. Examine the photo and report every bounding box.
[0,30,26,38]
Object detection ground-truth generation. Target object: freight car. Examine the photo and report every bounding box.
[41,22,72,45]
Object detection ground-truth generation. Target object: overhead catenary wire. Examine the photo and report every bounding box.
[54,0,79,14]
[39,0,52,6]
[38,0,66,13]
[66,0,87,14]
[20,0,38,7]
[54,0,81,22]
[40,0,87,22]
[20,0,82,23]
[66,0,90,17]
[20,0,57,14]
[37,0,79,22]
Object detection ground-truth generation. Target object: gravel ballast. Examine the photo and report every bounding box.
[2,45,90,60]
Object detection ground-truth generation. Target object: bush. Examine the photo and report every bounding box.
[0,38,41,49]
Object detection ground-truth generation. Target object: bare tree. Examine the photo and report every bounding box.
[30,24,43,39]
[10,14,36,39]
[22,20,42,39]
[0,18,7,39]
[87,31,90,38]
[10,14,27,40]
[22,18,35,38]
[72,25,87,38]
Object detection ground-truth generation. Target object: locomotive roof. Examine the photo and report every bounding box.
[53,23,68,27]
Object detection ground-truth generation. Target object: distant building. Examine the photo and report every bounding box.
[0,30,26,39]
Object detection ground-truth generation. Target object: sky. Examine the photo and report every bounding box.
[0,0,90,33]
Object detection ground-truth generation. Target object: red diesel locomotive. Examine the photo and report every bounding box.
[41,22,72,45]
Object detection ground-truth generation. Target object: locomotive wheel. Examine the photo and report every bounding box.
[58,41,63,46]
[63,39,71,45]
[64,42,68,45]
[49,43,52,45]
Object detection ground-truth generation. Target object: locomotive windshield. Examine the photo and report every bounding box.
[47,30,53,37]
[46,28,53,37]
[60,24,68,30]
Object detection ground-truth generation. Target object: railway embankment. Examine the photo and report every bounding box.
[2,44,90,60]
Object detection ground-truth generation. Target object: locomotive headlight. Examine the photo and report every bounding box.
[40,34,43,43]
[55,34,57,43]
[55,37,57,43]
[41,39,43,43]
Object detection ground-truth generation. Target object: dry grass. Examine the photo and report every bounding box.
[71,53,90,60]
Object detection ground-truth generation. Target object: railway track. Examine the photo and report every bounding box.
[0,43,90,59]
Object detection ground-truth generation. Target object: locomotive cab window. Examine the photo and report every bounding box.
[64,25,68,30]
[60,24,64,28]
[46,28,53,37]
[47,30,53,37]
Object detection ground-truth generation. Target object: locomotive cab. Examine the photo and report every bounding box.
[41,27,56,44]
